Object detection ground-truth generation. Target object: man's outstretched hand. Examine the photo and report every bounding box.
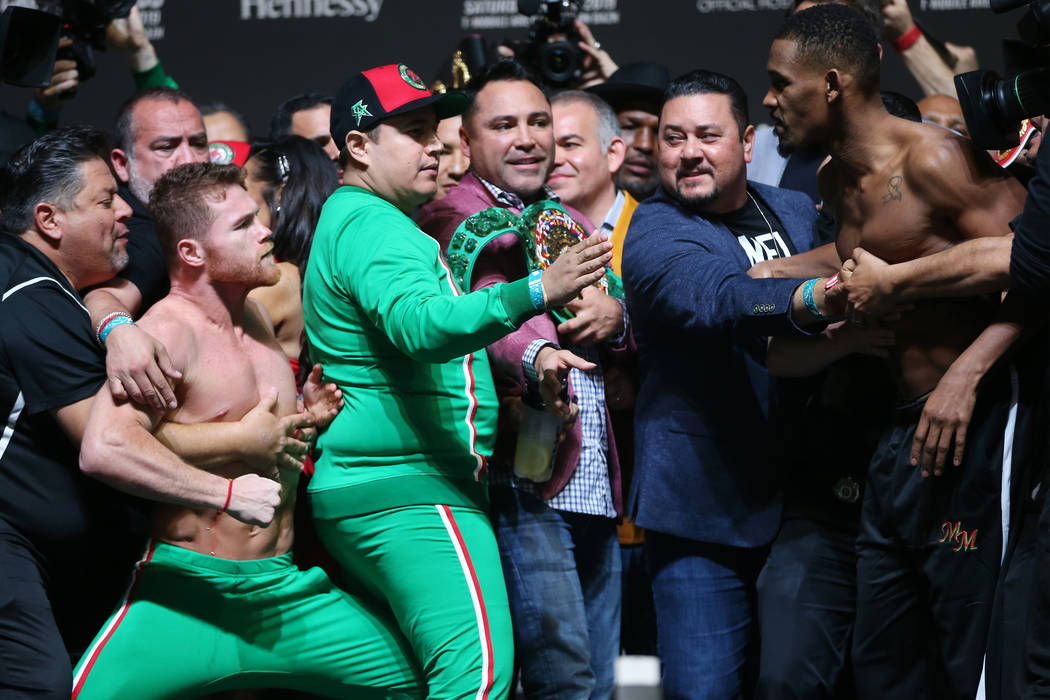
[105,323,183,411]
[840,247,898,322]
[302,364,343,430]
[557,286,624,345]
[238,390,312,474]
[533,346,595,421]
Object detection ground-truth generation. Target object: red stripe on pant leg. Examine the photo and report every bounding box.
[464,354,487,480]
[441,505,495,700]
[72,541,156,698]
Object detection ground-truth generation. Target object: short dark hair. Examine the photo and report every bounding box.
[881,91,922,122]
[664,70,750,139]
[775,4,881,94]
[269,93,333,140]
[247,136,339,277]
[199,102,252,141]
[0,126,111,235]
[462,60,543,133]
[788,0,881,32]
[149,162,244,265]
[114,86,198,155]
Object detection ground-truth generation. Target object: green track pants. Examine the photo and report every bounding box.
[71,541,425,699]
[315,504,514,700]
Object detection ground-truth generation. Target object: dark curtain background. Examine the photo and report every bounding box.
[0,0,1023,138]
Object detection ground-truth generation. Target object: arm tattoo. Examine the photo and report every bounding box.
[882,175,903,204]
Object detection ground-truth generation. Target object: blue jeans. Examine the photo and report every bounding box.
[645,530,767,700]
[490,486,621,700]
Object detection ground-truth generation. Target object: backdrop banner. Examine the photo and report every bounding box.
[0,0,1021,142]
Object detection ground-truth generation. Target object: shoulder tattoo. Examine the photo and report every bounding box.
[881,175,903,205]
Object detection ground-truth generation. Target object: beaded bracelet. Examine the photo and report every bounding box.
[95,311,124,341]
[98,314,135,345]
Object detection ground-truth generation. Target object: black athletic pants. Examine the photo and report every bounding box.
[852,371,1013,700]
[1025,494,1050,698]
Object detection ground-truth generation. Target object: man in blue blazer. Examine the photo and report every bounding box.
[621,70,838,699]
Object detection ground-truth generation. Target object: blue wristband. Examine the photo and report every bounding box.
[99,315,135,344]
[528,270,546,311]
[802,278,827,321]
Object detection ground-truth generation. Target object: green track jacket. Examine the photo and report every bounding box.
[303,186,537,517]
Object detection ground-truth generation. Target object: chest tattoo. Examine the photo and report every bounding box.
[881,175,903,204]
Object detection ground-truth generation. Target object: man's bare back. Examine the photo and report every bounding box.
[143,293,300,560]
[821,118,1026,398]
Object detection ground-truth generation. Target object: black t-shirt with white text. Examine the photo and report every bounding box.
[712,187,798,266]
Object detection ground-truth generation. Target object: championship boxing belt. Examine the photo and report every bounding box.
[444,201,623,323]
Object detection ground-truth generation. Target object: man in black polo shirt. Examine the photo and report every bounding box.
[0,126,281,698]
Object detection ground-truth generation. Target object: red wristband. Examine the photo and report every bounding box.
[221,478,233,513]
[825,273,840,290]
[893,25,922,52]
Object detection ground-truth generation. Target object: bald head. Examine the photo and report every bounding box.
[917,95,968,137]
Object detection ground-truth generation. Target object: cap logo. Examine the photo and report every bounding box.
[351,99,372,126]
[398,64,427,91]
[209,142,234,165]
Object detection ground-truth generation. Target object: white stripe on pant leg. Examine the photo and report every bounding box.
[435,505,491,700]
[975,367,1019,700]
[72,540,155,694]
[1000,366,1018,564]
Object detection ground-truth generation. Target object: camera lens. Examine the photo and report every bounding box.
[956,67,1050,149]
[548,47,569,71]
[540,40,581,86]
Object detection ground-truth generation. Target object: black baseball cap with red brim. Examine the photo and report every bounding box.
[331,63,468,147]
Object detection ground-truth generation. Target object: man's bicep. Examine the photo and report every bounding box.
[51,383,157,447]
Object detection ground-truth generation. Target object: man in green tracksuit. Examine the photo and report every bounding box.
[302,63,612,700]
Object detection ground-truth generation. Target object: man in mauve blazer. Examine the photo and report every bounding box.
[416,60,629,699]
[621,70,829,699]
[419,169,622,505]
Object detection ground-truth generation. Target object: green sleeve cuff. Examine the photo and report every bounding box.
[132,61,179,92]
[499,277,540,327]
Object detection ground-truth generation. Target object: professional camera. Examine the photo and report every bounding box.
[0,0,134,87]
[516,0,586,87]
[954,0,1049,149]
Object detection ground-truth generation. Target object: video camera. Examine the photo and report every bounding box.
[0,0,134,88]
[516,0,586,88]
[954,0,1049,149]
